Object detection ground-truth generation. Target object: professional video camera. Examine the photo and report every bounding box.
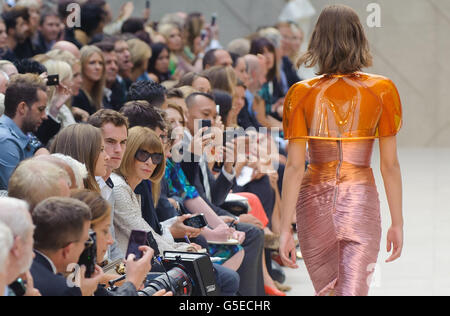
[138,251,219,297]
[107,231,218,296]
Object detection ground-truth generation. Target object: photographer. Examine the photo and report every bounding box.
[71,189,171,296]
[30,197,104,296]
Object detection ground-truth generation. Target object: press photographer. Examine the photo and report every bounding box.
[71,189,171,297]
[30,197,104,296]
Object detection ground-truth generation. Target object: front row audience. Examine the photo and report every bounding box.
[0,73,287,297]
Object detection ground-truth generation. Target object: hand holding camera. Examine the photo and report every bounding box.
[79,264,104,296]
[125,245,153,290]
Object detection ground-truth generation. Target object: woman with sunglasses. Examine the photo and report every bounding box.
[111,126,200,256]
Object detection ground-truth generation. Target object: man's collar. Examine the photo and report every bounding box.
[34,250,58,274]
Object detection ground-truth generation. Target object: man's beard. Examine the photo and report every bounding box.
[22,116,39,134]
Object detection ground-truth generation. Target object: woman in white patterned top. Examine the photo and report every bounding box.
[111,126,200,255]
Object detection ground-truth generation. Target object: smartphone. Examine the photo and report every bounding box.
[126,230,148,260]
[201,119,212,136]
[201,29,207,42]
[78,231,97,278]
[145,0,150,9]
[9,278,26,296]
[201,119,212,129]
[183,214,208,229]
[211,13,217,26]
[47,74,59,86]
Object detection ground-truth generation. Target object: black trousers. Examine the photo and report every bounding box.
[234,222,265,296]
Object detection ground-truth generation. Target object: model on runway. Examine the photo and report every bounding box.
[279,4,404,296]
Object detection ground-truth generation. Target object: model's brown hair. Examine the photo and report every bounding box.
[298,4,373,75]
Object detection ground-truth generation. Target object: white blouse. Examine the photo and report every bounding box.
[110,173,192,256]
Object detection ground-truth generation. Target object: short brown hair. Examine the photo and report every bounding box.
[299,4,373,75]
[88,109,129,130]
[4,73,47,118]
[33,197,91,252]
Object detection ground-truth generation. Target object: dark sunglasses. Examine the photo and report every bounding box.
[135,149,163,164]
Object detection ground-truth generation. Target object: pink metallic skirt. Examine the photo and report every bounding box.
[297,139,381,296]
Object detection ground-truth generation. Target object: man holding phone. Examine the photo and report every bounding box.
[182,92,265,296]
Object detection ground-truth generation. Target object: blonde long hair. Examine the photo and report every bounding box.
[80,45,106,111]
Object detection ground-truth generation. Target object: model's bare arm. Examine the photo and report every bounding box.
[379,136,403,263]
[279,140,306,268]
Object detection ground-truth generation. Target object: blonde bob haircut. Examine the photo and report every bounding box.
[298,4,373,75]
[127,38,152,72]
[117,126,166,205]
[42,59,73,105]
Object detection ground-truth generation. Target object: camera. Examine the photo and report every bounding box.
[138,251,219,296]
[78,230,97,278]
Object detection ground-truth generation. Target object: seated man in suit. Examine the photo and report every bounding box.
[180,92,265,296]
[30,197,103,296]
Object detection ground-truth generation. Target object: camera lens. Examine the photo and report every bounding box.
[139,267,192,296]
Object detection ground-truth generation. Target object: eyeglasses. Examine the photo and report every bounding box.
[135,149,163,164]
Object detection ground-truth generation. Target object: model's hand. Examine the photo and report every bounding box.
[279,230,299,269]
[386,225,403,263]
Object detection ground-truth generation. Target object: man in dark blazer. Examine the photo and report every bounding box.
[31,251,82,296]
[181,93,265,296]
[30,197,101,296]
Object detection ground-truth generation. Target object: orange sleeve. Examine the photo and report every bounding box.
[283,83,308,140]
[376,79,403,137]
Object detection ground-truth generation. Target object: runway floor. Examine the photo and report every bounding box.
[281,147,450,296]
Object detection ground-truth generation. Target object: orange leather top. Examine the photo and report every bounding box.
[283,72,402,140]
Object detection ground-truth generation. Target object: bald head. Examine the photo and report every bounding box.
[244,54,267,92]
[52,41,81,59]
